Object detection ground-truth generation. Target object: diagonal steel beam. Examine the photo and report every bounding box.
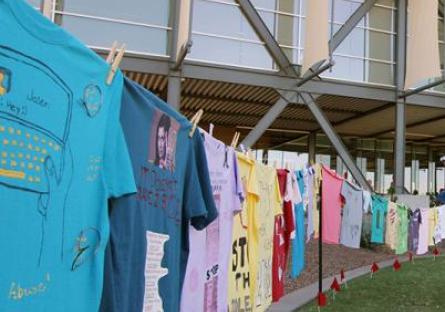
[236,0,298,77]
[241,0,377,149]
[300,92,372,191]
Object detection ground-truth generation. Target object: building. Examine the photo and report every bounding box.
[36,0,445,195]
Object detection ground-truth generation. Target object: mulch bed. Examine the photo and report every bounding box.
[284,240,445,294]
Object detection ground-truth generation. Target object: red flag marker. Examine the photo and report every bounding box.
[318,292,327,307]
[393,258,401,271]
[330,277,341,292]
[340,269,348,288]
[370,262,379,278]
[433,247,440,260]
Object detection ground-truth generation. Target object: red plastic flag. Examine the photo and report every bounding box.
[318,292,327,307]
[393,258,401,271]
[330,277,341,292]
[433,247,440,256]
[340,269,345,282]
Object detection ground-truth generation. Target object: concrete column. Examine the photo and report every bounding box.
[308,132,316,165]
[428,149,436,193]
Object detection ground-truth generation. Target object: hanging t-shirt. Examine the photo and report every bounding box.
[438,205,445,240]
[417,208,430,255]
[181,132,243,312]
[385,202,399,250]
[362,190,372,213]
[340,181,363,249]
[272,169,297,302]
[0,1,136,311]
[306,167,315,241]
[428,207,440,246]
[321,166,343,244]
[395,204,409,255]
[100,79,218,312]
[252,163,282,312]
[371,195,388,243]
[227,153,259,312]
[408,208,422,252]
[313,164,322,238]
[290,170,306,278]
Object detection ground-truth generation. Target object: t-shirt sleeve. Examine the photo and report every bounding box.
[103,72,137,199]
[274,174,283,216]
[184,131,218,230]
[231,149,244,214]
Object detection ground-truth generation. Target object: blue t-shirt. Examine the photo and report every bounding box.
[0,1,136,311]
[371,195,388,243]
[290,170,306,278]
[100,78,218,312]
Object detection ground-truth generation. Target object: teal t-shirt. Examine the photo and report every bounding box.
[100,78,218,312]
[370,195,388,243]
[0,0,136,311]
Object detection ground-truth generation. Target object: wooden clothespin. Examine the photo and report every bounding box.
[231,132,240,148]
[209,123,215,137]
[106,42,126,85]
[189,109,204,138]
[106,41,118,64]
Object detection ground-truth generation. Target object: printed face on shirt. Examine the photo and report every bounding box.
[148,110,179,171]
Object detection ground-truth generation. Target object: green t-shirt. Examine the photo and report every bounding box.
[395,204,409,255]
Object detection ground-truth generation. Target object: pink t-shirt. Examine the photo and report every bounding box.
[321,166,344,244]
[417,208,430,255]
[181,132,244,312]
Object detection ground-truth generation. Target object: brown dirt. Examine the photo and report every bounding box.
[285,240,395,293]
[284,240,445,294]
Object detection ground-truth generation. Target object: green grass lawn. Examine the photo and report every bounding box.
[299,256,445,312]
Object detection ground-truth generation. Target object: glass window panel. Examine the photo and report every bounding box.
[368,31,392,61]
[252,0,276,10]
[376,0,394,7]
[322,55,365,82]
[192,0,244,38]
[60,15,168,55]
[62,0,170,27]
[335,26,365,57]
[368,61,393,85]
[189,34,273,69]
[277,0,300,15]
[243,11,275,41]
[368,6,393,32]
[276,12,296,47]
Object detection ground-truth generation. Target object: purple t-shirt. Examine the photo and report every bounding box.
[181,131,244,312]
[409,208,422,252]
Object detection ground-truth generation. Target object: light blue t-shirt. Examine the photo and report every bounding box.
[100,78,218,312]
[290,170,305,278]
[0,0,136,311]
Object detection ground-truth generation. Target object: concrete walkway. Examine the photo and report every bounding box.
[268,256,410,312]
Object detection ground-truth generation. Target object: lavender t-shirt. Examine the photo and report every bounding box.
[408,208,422,252]
[181,131,243,312]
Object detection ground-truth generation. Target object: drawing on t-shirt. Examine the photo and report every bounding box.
[148,110,179,172]
[0,46,74,266]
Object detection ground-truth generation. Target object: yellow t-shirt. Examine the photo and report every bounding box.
[428,207,439,246]
[227,153,259,312]
[312,163,322,238]
[385,202,398,250]
[251,163,282,312]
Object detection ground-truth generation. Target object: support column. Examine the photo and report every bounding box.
[308,132,316,164]
[428,148,436,193]
[394,0,407,194]
[375,156,385,194]
[167,72,182,110]
[411,159,420,193]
